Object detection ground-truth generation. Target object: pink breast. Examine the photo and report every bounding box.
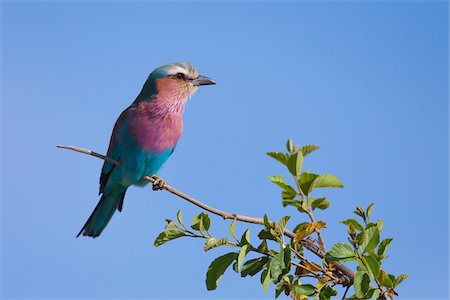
[128,103,184,153]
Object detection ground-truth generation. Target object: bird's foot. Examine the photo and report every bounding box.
[151,176,166,191]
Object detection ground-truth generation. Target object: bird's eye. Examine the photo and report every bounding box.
[175,73,185,79]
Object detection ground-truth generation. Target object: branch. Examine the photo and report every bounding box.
[57,144,354,285]
[56,145,121,166]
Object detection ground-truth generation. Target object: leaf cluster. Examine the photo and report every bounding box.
[154,139,408,299]
[326,204,408,299]
[268,140,342,215]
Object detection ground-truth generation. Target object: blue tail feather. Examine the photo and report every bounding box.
[77,189,127,238]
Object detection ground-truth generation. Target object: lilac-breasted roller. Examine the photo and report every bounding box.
[77,63,215,238]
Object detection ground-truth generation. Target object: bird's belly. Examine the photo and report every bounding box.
[118,146,173,186]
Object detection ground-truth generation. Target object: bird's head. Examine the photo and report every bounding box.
[138,62,215,102]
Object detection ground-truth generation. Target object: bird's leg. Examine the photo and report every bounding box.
[151,175,166,191]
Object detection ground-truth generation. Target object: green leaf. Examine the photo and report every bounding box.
[154,230,185,246]
[378,270,393,288]
[176,210,183,224]
[299,172,319,196]
[393,274,409,288]
[340,218,364,232]
[354,271,370,298]
[229,218,238,241]
[275,282,285,298]
[281,190,298,202]
[293,284,316,296]
[360,225,380,253]
[383,277,393,289]
[164,219,178,229]
[300,144,320,156]
[268,175,296,192]
[347,225,357,241]
[319,285,338,299]
[356,260,367,272]
[301,199,309,212]
[283,246,292,275]
[232,261,239,273]
[278,216,290,232]
[237,244,249,271]
[310,197,330,211]
[258,228,277,241]
[376,220,383,232]
[296,152,303,175]
[283,199,308,213]
[191,215,201,230]
[362,254,380,279]
[261,268,271,292]
[388,273,396,283]
[366,203,375,222]
[263,214,272,229]
[204,238,229,251]
[282,198,302,209]
[377,238,393,256]
[240,229,251,246]
[284,275,293,285]
[269,255,283,281]
[257,239,269,253]
[311,174,344,190]
[325,243,356,262]
[241,257,269,277]
[191,212,211,231]
[286,139,294,153]
[354,206,366,221]
[267,152,289,165]
[202,214,211,231]
[269,250,286,282]
[206,252,236,290]
[356,231,365,246]
[291,239,304,257]
[366,288,381,299]
[287,152,303,177]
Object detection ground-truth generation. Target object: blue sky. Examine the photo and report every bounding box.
[1,1,448,299]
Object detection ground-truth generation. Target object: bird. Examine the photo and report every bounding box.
[77,62,215,238]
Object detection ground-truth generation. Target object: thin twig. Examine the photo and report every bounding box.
[56,145,121,166]
[342,285,350,300]
[305,207,327,253]
[57,144,354,285]
[301,192,327,253]
[291,261,319,276]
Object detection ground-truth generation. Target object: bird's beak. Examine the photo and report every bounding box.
[192,75,216,86]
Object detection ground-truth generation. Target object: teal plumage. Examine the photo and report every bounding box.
[78,63,215,238]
